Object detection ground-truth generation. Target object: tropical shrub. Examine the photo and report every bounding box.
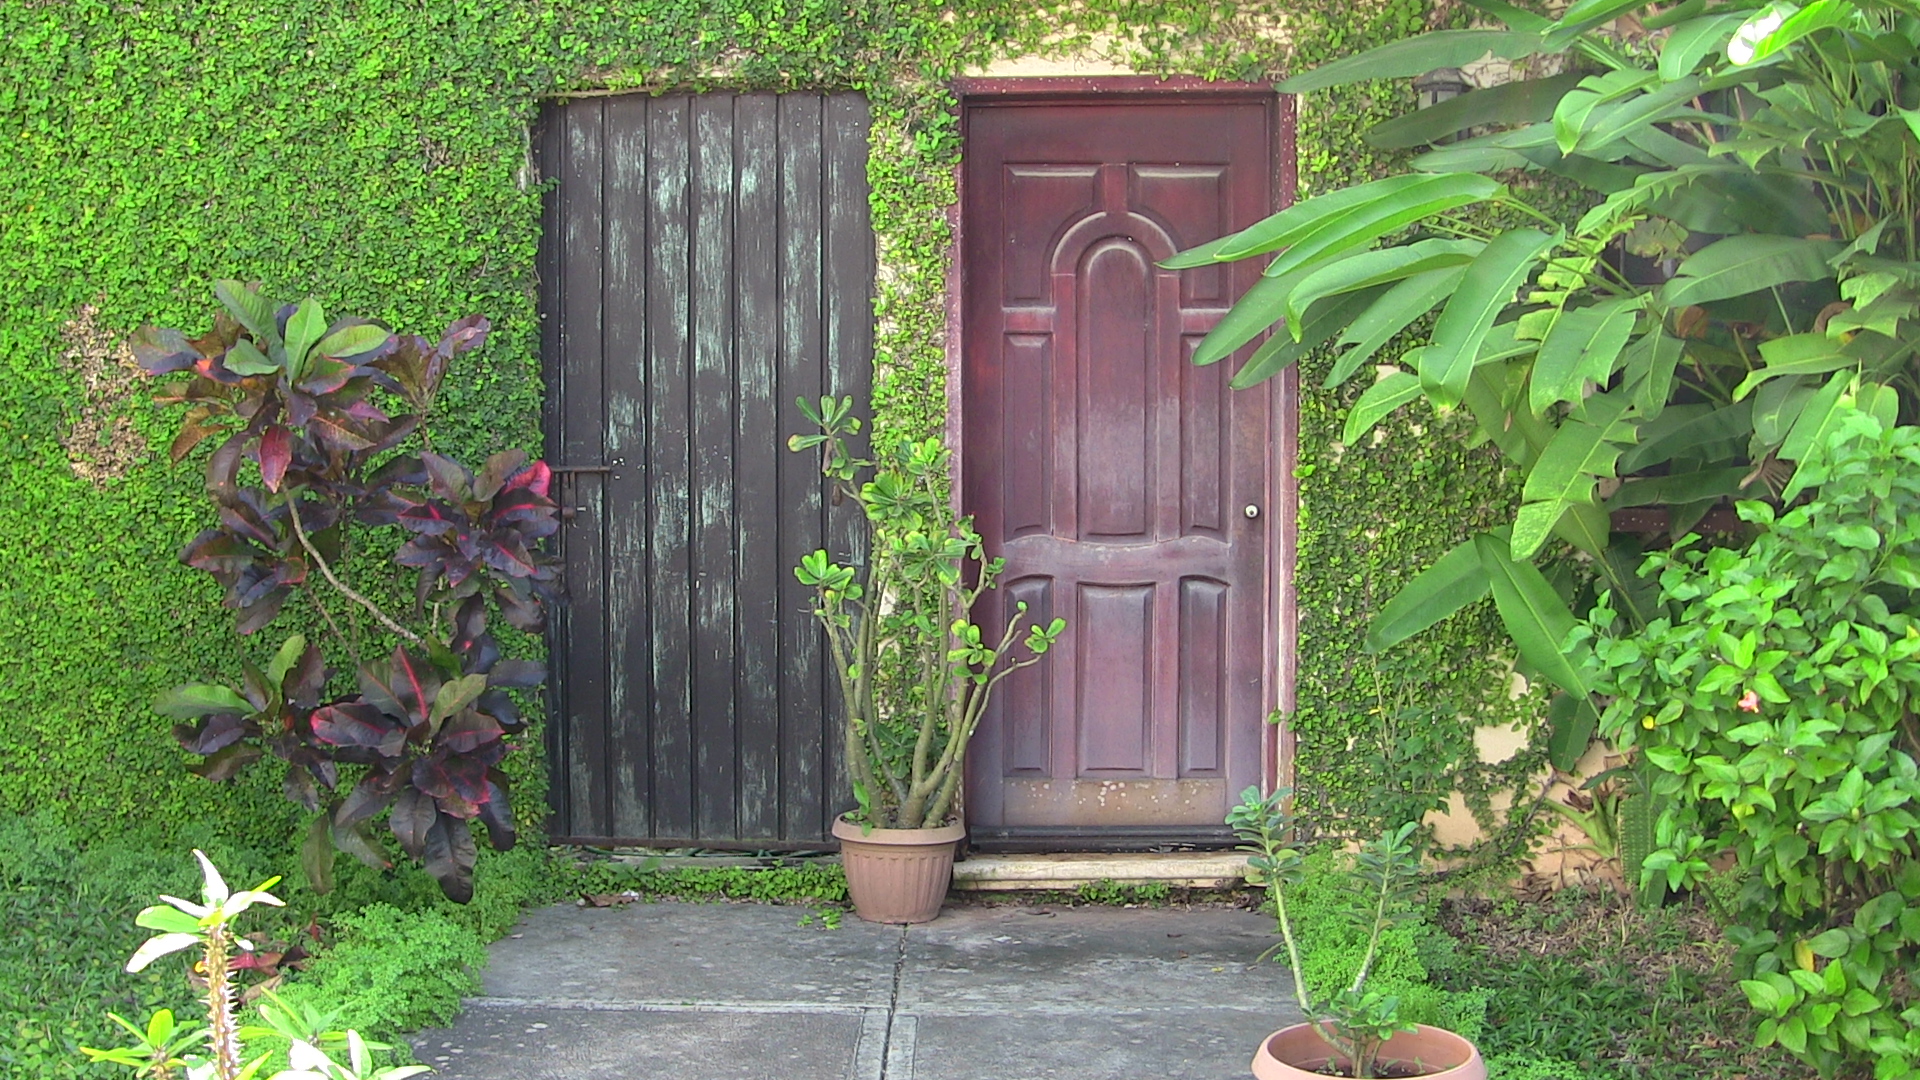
[1580,408,1920,1077]
[789,397,1064,830]
[136,283,559,902]
[1173,0,1920,768]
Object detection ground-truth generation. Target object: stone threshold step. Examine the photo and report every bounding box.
[950,851,1250,891]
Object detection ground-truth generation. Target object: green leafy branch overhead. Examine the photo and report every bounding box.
[1175,0,1920,766]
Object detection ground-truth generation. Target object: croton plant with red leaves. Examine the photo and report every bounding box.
[134,281,559,903]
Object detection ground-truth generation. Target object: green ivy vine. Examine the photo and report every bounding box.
[0,0,1550,860]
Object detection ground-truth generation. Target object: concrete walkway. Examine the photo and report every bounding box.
[412,899,1302,1079]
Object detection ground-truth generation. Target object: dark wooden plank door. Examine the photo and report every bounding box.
[961,94,1282,844]
[539,92,871,847]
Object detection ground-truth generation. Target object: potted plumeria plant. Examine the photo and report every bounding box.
[790,396,1065,923]
[1228,788,1486,1079]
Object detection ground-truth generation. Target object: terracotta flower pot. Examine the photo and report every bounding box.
[1251,1023,1486,1080]
[832,815,964,924]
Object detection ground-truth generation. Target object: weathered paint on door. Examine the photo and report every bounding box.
[961,92,1284,844]
[538,92,871,846]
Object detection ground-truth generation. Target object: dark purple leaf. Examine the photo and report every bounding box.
[332,820,392,870]
[495,582,545,632]
[206,429,247,505]
[421,812,476,904]
[486,659,546,689]
[422,453,472,503]
[310,702,407,758]
[477,771,516,851]
[413,749,491,806]
[335,767,405,828]
[240,660,273,712]
[477,688,524,733]
[451,596,499,674]
[310,414,375,453]
[295,354,356,397]
[397,501,459,536]
[284,644,327,708]
[439,710,503,755]
[473,450,528,502]
[233,586,291,635]
[361,413,420,456]
[258,424,292,492]
[285,389,318,429]
[188,743,263,782]
[389,787,435,859]
[217,503,279,550]
[482,534,538,578]
[500,459,553,501]
[132,325,201,373]
[437,314,490,358]
[174,713,249,756]
[285,767,320,814]
[302,813,335,893]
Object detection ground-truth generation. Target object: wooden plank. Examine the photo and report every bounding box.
[690,95,738,840]
[603,94,653,839]
[821,92,873,835]
[646,95,696,839]
[732,94,784,841]
[535,107,569,836]
[776,94,828,841]
[558,100,610,838]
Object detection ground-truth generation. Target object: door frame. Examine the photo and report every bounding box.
[946,77,1300,845]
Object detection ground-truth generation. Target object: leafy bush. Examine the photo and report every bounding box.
[137,283,560,903]
[1582,409,1920,1076]
[272,904,487,1041]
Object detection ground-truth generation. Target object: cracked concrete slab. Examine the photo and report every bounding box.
[413,900,1299,1080]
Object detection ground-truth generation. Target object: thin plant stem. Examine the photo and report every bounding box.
[285,495,422,645]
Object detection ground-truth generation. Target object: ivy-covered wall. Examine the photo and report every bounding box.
[0,0,1541,856]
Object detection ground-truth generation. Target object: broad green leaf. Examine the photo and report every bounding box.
[1192,271,1295,366]
[1411,142,1534,174]
[1619,400,1752,473]
[1475,532,1597,705]
[1752,374,1811,447]
[1544,0,1659,49]
[1661,12,1751,79]
[1778,370,1854,465]
[126,933,202,974]
[429,672,490,729]
[1325,267,1465,388]
[1169,175,1446,266]
[1622,330,1684,417]
[1233,287,1387,389]
[1545,690,1597,772]
[1573,76,1705,154]
[1364,537,1492,652]
[1275,30,1545,94]
[214,280,281,345]
[1607,467,1751,509]
[1550,501,1613,560]
[1367,73,1583,149]
[135,906,205,934]
[1514,393,1635,558]
[1262,174,1501,282]
[1659,235,1841,308]
[1343,368,1424,444]
[1285,239,1482,330]
[267,634,307,691]
[154,684,253,719]
[223,340,279,376]
[1855,381,1900,429]
[1735,333,1852,399]
[1424,228,1560,408]
[314,322,390,359]
[1729,0,1855,65]
[1461,0,1553,31]
[283,298,327,382]
[1554,70,1657,154]
[1531,298,1638,413]
[302,814,335,896]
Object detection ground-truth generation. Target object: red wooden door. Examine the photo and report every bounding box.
[961,91,1285,843]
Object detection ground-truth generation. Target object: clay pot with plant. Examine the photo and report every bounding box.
[1228,788,1486,1080]
[789,396,1064,924]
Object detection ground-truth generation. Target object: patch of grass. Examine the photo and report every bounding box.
[1436,888,1823,1080]
[1074,879,1172,905]
[562,857,849,905]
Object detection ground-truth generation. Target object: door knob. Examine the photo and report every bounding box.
[1244,504,1260,519]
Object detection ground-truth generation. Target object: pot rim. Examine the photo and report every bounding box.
[1252,1022,1485,1080]
[832,814,966,845]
